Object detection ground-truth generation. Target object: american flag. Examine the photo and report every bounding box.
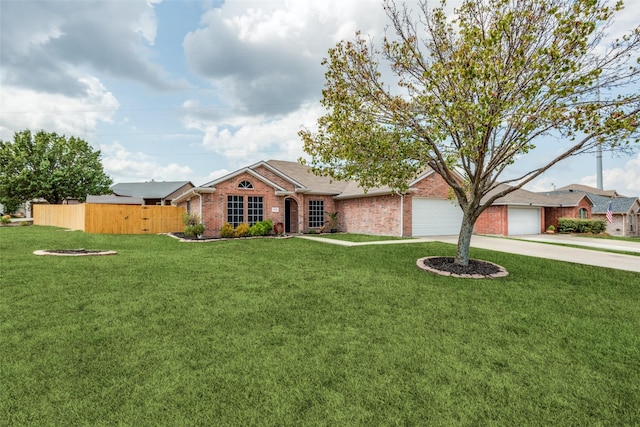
[606,201,613,223]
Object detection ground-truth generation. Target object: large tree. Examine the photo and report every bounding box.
[300,0,640,266]
[0,130,113,205]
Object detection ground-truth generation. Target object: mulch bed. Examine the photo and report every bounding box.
[33,249,117,256]
[417,256,508,279]
[171,232,217,241]
[167,232,290,242]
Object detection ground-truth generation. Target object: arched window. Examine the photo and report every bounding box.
[578,208,588,219]
[238,180,253,189]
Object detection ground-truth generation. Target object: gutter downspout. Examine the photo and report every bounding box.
[198,192,204,228]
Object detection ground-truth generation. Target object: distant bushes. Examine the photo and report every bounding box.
[558,218,606,234]
[220,220,274,238]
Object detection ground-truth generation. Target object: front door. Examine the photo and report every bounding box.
[285,198,298,233]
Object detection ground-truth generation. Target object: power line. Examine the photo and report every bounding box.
[0,100,319,115]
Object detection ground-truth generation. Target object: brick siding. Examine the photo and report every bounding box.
[337,194,403,236]
[544,198,592,230]
[475,206,508,235]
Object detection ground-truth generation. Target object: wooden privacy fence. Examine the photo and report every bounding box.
[34,204,186,234]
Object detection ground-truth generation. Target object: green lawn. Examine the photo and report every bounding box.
[576,233,640,243]
[1,226,639,426]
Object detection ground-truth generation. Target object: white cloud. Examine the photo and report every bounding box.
[100,142,193,183]
[579,153,640,196]
[204,169,231,183]
[182,102,323,169]
[0,0,182,94]
[132,0,161,45]
[525,177,558,193]
[0,75,119,141]
[177,0,398,171]
[183,0,389,117]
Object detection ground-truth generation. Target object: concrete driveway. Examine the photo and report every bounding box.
[299,234,640,273]
[430,234,640,273]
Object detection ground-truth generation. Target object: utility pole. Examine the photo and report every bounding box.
[596,80,603,190]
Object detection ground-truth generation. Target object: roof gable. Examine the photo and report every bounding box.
[201,167,288,192]
[553,184,620,197]
[485,184,593,207]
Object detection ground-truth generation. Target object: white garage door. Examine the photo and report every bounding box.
[508,207,541,235]
[412,198,463,236]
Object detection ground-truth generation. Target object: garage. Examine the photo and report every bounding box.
[412,198,464,236]
[508,207,541,235]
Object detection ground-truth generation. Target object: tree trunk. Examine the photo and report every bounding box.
[455,211,476,267]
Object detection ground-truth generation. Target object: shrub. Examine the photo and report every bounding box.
[558,218,606,234]
[0,216,11,225]
[182,212,201,227]
[220,223,235,238]
[235,223,251,238]
[250,220,273,236]
[184,223,205,237]
[0,198,21,215]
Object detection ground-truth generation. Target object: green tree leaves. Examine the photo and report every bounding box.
[0,130,113,205]
[300,0,640,265]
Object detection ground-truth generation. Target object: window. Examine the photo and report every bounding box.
[309,200,324,228]
[578,208,588,219]
[238,180,253,189]
[227,196,244,227]
[247,196,264,225]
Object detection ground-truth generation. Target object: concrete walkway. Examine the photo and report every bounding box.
[297,234,640,273]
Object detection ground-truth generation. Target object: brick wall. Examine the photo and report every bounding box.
[402,195,412,237]
[596,212,640,237]
[333,173,456,237]
[411,173,451,198]
[475,205,508,235]
[299,194,337,233]
[337,194,403,236]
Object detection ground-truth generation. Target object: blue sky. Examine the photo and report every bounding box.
[1,0,639,195]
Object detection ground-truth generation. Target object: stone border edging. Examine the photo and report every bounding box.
[416,257,509,279]
[34,250,117,257]
[163,233,293,242]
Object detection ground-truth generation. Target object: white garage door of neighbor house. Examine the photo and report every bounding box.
[412,198,464,236]
[508,207,541,235]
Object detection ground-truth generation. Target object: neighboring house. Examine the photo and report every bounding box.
[101,181,195,206]
[544,184,640,237]
[475,185,594,235]
[591,194,640,237]
[86,195,145,205]
[552,184,620,198]
[173,159,465,238]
